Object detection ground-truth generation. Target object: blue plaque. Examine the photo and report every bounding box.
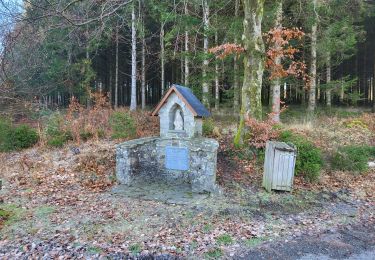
[165,146,189,170]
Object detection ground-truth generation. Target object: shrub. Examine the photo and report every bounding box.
[0,117,14,152]
[45,112,64,137]
[45,113,71,147]
[279,130,323,182]
[203,118,215,136]
[109,111,136,139]
[345,119,368,129]
[0,118,38,152]
[65,94,112,142]
[256,148,266,165]
[12,125,39,149]
[244,116,281,148]
[47,134,70,148]
[332,145,375,173]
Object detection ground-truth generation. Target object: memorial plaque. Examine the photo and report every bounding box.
[165,146,189,170]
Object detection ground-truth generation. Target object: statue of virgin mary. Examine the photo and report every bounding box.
[173,109,184,130]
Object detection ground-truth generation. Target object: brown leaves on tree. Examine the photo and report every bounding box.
[209,43,244,59]
[265,27,309,84]
[245,114,281,149]
[209,27,309,86]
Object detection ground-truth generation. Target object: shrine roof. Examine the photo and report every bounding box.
[151,84,211,117]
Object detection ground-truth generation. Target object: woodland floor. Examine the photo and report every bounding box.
[0,111,374,259]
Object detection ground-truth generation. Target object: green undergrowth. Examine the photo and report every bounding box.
[44,113,72,147]
[129,243,142,255]
[0,203,59,238]
[205,247,223,259]
[109,111,136,139]
[280,106,363,123]
[244,237,267,247]
[278,130,323,182]
[216,234,234,245]
[250,190,318,215]
[203,118,215,136]
[0,208,12,224]
[0,117,39,152]
[332,145,375,173]
[227,145,256,161]
[0,204,25,229]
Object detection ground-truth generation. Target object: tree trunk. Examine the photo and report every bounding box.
[85,26,92,109]
[233,0,240,111]
[214,29,219,110]
[271,0,282,122]
[317,76,321,101]
[340,77,344,104]
[141,5,146,109]
[114,24,119,109]
[160,23,165,96]
[202,0,210,107]
[85,24,90,60]
[326,54,332,107]
[180,48,184,84]
[130,2,137,111]
[308,0,317,111]
[234,0,266,146]
[109,62,112,106]
[184,0,189,86]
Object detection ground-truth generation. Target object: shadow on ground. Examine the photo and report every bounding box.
[235,221,375,260]
[112,181,212,205]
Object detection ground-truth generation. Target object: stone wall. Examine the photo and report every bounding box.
[116,136,220,193]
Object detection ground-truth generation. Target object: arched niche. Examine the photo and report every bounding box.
[168,103,185,131]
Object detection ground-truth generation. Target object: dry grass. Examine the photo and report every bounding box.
[284,113,374,152]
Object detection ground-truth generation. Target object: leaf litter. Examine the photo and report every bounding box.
[0,132,374,258]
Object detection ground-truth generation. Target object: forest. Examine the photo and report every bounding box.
[0,0,375,259]
[1,0,374,117]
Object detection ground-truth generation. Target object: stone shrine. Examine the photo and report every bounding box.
[116,84,220,193]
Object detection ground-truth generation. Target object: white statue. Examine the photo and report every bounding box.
[174,109,184,130]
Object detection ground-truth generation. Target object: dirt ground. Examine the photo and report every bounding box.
[0,112,374,259]
[0,138,374,259]
[236,220,375,260]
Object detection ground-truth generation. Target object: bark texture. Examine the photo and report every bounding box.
[130,3,137,111]
[202,0,210,107]
[141,10,146,110]
[233,0,240,111]
[234,0,265,146]
[184,0,189,87]
[160,24,165,96]
[308,0,317,111]
[139,1,146,109]
[271,0,282,122]
[215,29,219,110]
[114,24,119,109]
[326,54,332,107]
